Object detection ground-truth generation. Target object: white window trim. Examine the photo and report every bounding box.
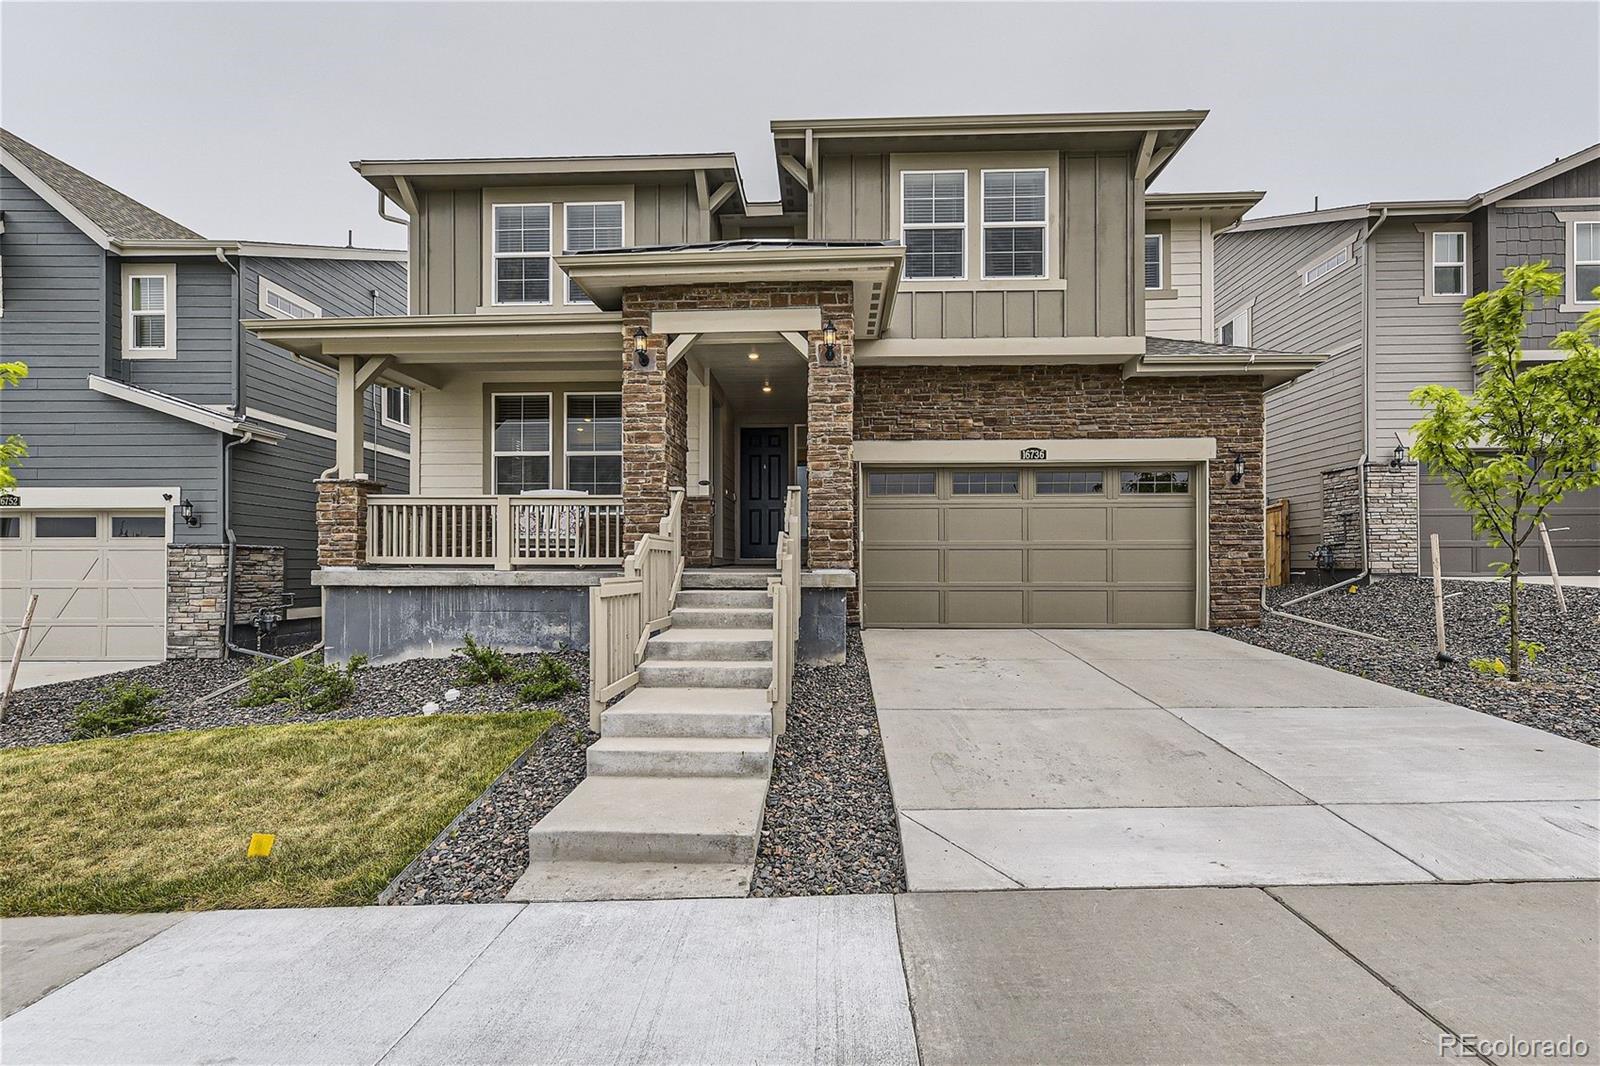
[121,262,176,359]
[1429,229,1468,298]
[1144,232,1164,290]
[1217,303,1252,347]
[380,386,410,431]
[563,391,623,494]
[490,390,553,493]
[490,203,554,307]
[1556,211,1600,311]
[257,276,323,320]
[900,169,968,282]
[561,201,626,307]
[1414,223,1471,303]
[979,167,1050,282]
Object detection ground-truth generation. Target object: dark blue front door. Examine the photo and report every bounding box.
[740,427,787,560]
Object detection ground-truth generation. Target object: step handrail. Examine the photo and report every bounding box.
[589,488,686,730]
[767,485,803,734]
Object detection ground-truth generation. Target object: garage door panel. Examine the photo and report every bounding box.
[1114,588,1195,626]
[30,548,105,582]
[864,547,940,584]
[1112,546,1195,584]
[1110,506,1194,542]
[106,548,167,582]
[948,548,1025,583]
[35,586,103,621]
[106,584,164,622]
[868,589,941,625]
[1421,473,1599,577]
[1030,547,1108,583]
[108,624,165,659]
[30,623,103,659]
[947,589,1025,625]
[1030,589,1110,625]
[945,508,1024,542]
[1029,507,1109,541]
[864,507,941,543]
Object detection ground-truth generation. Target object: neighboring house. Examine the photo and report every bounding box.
[0,129,409,662]
[246,110,1325,667]
[1215,145,1600,579]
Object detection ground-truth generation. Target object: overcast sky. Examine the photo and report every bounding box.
[3,1,1595,249]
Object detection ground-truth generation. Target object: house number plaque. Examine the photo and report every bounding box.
[1019,447,1047,461]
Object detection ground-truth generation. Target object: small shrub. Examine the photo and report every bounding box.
[70,681,166,740]
[518,655,580,702]
[457,634,521,685]
[240,655,366,715]
[1469,656,1508,677]
[1519,640,1544,666]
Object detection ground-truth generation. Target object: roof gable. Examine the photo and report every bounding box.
[0,128,201,242]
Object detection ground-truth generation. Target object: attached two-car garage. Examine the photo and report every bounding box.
[860,463,1202,628]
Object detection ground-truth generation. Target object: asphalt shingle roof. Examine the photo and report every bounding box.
[1,128,202,241]
[1145,335,1312,360]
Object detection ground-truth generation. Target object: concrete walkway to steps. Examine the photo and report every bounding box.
[863,628,1600,891]
[5,883,1596,1064]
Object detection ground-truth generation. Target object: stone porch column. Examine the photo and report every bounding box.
[316,478,382,567]
[620,312,688,548]
[805,293,855,574]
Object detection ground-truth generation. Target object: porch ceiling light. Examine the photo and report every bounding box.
[747,349,760,361]
[761,379,773,394]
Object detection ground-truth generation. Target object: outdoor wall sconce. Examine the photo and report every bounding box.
[632,327,654,371]
[180,498,199,526]
[1390,436,1409,469]
[1230,454,1245,485]
[819,320,840,365]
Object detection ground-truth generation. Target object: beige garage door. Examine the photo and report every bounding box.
[1,511,167,660]
[862,466,1199,628]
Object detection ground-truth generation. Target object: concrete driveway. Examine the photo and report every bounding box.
[864,629,1600,890]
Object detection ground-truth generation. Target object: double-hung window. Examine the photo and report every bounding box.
[901,171,966,280]
[381,386,410,430]
[1574,221,1600,305]
[125,265,175,355]
[492,393,552,493]
[492,204,553,305]
[1144,234,1164,290]
[563,203,624,304]
[982,169,1047,279]
[565,393,622,495]
[1430,231,1467,297]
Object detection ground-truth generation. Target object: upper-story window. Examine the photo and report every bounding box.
[122,262,176,359]
[981,169,1047,280]
[1144,234,1164,290]
[901,171,966,280]
[1217,304,1251,347]
[563,203,624,305]
[381,386,410,430]
[492,203,553,305]
[1302,247,1349,287]
[1429,230,1468,297]
[259,277,322,320]
[1574,220,1600,304]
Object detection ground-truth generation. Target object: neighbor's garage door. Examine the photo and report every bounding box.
[1420,473,1600,576]
[0,511,167,660]
[861,466,1199,628]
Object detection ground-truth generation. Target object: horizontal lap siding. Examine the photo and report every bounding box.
[1370,223,1471,455]
[1216,221,1365,565]
[1145,217,1205,341]
[125,257,235,406]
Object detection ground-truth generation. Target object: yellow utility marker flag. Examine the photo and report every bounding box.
[246,833,275,858]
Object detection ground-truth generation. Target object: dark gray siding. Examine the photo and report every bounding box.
[0,166,223,543]
[122,257,236,405]
[1216,220,1366,564]
[1515,157,1600,200]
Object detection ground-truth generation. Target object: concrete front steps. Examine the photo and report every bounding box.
[507,570,778,903]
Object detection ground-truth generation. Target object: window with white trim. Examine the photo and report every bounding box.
[1429,231,1467,297]
[563,203,624,304]
[1301,246,1349,287]
[981,169,1047,279]
[129,274,170,350]
[491,393,551,493]
[1144,234,1163,290]
[1217,306,1251,347]
[381,386,410,430]
[492,204,553,305]
[1574,221,1600,304]
[565,393,622,495]
[258,277,322,320]
[901,171,966,280]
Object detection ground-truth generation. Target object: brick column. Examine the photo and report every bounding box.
[620,312,687,548]
[683,496,714,566]
[1319,466,1365,570]
[806,294,856,574]
[1365,461,1419,576]
[316,478,383,567]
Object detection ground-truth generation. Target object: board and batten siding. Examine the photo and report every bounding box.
[1215,219,1366,564]
[0,166,223,543]
[413,183,707,315]
[1144,216,1207,341]
[816,151,1139,339]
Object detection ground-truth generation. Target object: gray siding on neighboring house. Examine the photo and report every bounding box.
[0,167,223,543]
[121,256,237,406]
[1489,205,1574,347]
[1215,219,1366,562]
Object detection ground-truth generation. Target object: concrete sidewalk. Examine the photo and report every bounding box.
[4,883,1595,1064]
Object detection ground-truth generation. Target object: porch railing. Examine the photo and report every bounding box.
[767,485,803,735]
[588,488,685,730]
[366,495,625,568]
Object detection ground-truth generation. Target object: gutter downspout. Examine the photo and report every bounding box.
[1262,450,1383,640]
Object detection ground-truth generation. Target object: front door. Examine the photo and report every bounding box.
[740,427,788,560]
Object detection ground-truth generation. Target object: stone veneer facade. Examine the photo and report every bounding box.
[316,478,383,568]
[166,544,285,659]
[1319,466,1365,571]
[853,364,1267,628]
[1363,461,1420,576]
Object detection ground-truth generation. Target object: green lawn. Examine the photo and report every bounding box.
[0,712,555,916]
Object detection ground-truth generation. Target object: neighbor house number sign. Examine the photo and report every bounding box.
[1019,447,1047,461]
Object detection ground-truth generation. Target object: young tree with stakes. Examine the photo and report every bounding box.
[1409,263,1600,680]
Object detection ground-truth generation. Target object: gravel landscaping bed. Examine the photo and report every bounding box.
[751,627,906,897]
[1225,577,1599,745]
[0,645,589,750]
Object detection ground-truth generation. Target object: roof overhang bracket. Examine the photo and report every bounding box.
[779,332,810,360]
[778,154,811,192]
[707,181,737,214]
[665,333,700,369]
[353,354,394,391]
[1134,131,1157,181]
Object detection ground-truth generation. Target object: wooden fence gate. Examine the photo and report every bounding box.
[1265,499,1290,588]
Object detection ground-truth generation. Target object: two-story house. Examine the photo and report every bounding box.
[0,129,409,662]
[246,109,1323,671]
[1216,145,1600,580]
